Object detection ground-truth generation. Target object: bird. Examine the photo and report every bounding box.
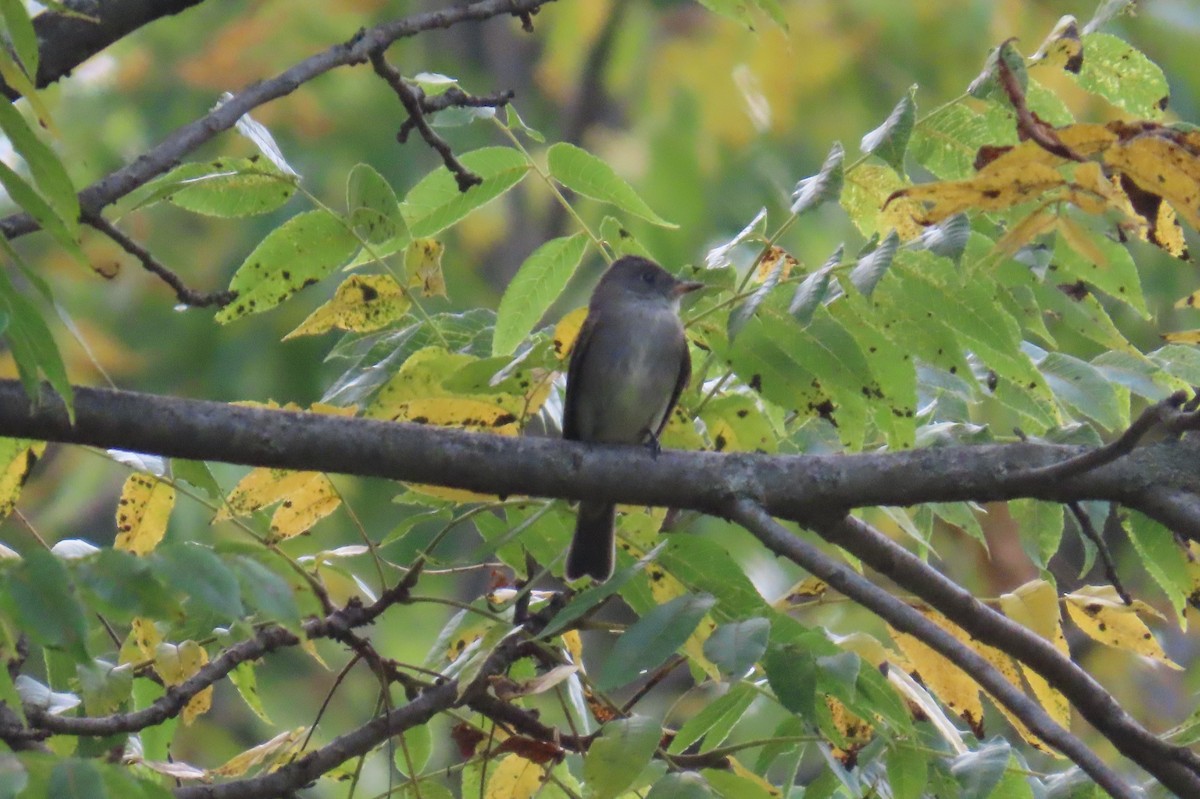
[561,256,703,581]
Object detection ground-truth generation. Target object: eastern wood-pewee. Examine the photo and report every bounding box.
[562,256,703,581]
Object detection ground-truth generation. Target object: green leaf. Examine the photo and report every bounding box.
[791,142,844,215]
[216,210,359,323]
[789,263,835,326]
[229,661,270,723]
[77,659,132,717]
[600,215,654,258]
[144,158,296,218]
[1,550,88,661]
[393,723,432,777]
[49,760,107,799]
[232,556,300,629]
[0,159,84,264]
[347,163,405,245]
[887,746,929,799]
[951,742,1011,799]
[645,772,715,799]
[1051,223,1147,316]
[702,769,776,799]
[0,267,72,413]
[151,543,244,620]
[492,233,589,356]
[1009,499,1064,569]
[850,229,899,296]
[1036,351,1124,429]
[1125,510,1190,621]
[1151,344,1200,385]
[402,146,529,238]
[547,142,677,228]
[0,0,37,79]
[596,593,715,691]
[667,681,755,754]
[762,641,816,718]
[76,549,181,623]
[1091,350,1177,401]
[583,714,663,799]
[1072,33,1168,119]
[910,104,1014,180]
[860,85,917,172]
[0,101,76,233]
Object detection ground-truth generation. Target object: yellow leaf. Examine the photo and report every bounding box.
[825,694,873,745]
[892,163,1067,226]
[993,207,1057,258]
[1055,215,1109,268]
[1150,200,1188,259]
[391,397,520,435]
[982,124,1118,173]
[119,617,162,665]
[773,575,829,608]
[0,438,43,520]
[212,728,307,777]
[998,580,1071,743]
[1162,329,1200,344]
[552,307,588,360]
[283,274,411,340]
[756,246,799,282]
[365,347,473,418]
[156,640,213,724]
[114,473,176,555]
[828,632,890,668]
[561,629,584,667]
[1064,585,1180,668]
[268,473,339,540]
[728,757,782,797]
[889,612,986,736]
[1105,137,1200,230]
[841,163,924,241]
[406,238,447,297]
[484,755,544,799]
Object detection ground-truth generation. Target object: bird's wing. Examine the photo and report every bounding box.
[655,329,691,439]
[561,310,600,441]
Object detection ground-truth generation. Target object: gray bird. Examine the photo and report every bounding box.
[562,256,703,581]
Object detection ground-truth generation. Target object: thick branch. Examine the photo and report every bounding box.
[1,380,1199,537]
[0,0,556,240]
[804,514,1200,794]
[730,501,1138,799]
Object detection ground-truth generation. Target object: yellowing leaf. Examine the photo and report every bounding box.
[212,727,307,777]
[114,473,176,555]
[365,347,473,418]
[283,274,411,340]
[755,246,799,282]
[1064,585,1180,668]
[561,629,584,667]
[392,397,519,434]
[1162,329,1200,344]
[999,580,1070,735]
[552,306,588,360]
[269,473,339,540]
[484,754,544,799]
[406,238,447,298]
[156,640,213,724]
[993,207,1057,258]
[119,617,163,665]
[891,162,1067,226]
[1104,137,1200,230]
[217,467,341,539]
[728,757,782,797]
[0,438,43,520]
[841,163,924,240]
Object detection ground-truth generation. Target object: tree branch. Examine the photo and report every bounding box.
[0,0,557,240]
[730,500,1140,799]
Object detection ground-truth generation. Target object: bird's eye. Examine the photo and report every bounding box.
[641,270,656,285]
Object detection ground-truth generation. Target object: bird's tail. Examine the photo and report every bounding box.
[566,502,616,581]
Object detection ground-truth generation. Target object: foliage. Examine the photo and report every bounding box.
[0,1,1197,799]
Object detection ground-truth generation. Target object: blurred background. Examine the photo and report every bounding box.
[4,0,1200,785]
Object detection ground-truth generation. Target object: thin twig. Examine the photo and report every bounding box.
[84,213,236,308]
[1015,390,1189,483]
[368,50,483,192]
[397,86,515,142]
[1068,502,1131,604]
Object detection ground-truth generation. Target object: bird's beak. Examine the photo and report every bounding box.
[673,280,705,298]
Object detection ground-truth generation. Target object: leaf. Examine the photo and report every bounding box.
[48,760,107,799]
[0,100,76,232]
[861,85,917,172]
[483,754,542,799]
[701,618,769,678]
[0,0,38,80]
[667,681,756,754]
[582,714,663,799]
[232,556,300,628]
[1035,351,1124,429]
[394,724,433,778]
[1008,499,1064,569]
[492,233,589,356]
[0,437,43,520]
[405,238,446,298]
[155,640,213,723]
[218,467,341,541]
[950,742,1010,799]
[890,162,1066,226]
[1072,33,1168,119]
[1063,585,1179,668]
[999,580,1070,729]
[546,142,676,227]
[1123,511,1190,624]
[284,274,411,339]
[600,215,654,258]
[698,395,777,454]
[147,158,296,218]
[791,141,844,215]
[645,772,715,799]
[346,163,405,245]
[212,728,306,777]
[910,104,1014,180]
[849,229,899,296]
[228,661,270,723]
[216,210,359,323]
[887,746,929,799]
[596,593,716,691]
[0,267,73,412]
[151,543,244,620]
[1052,218,1147,316]
[2,549,89,661]
[402,147,530,237]
[114,473,176,555]
[728,246,793,340]
[841,163,924,240]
